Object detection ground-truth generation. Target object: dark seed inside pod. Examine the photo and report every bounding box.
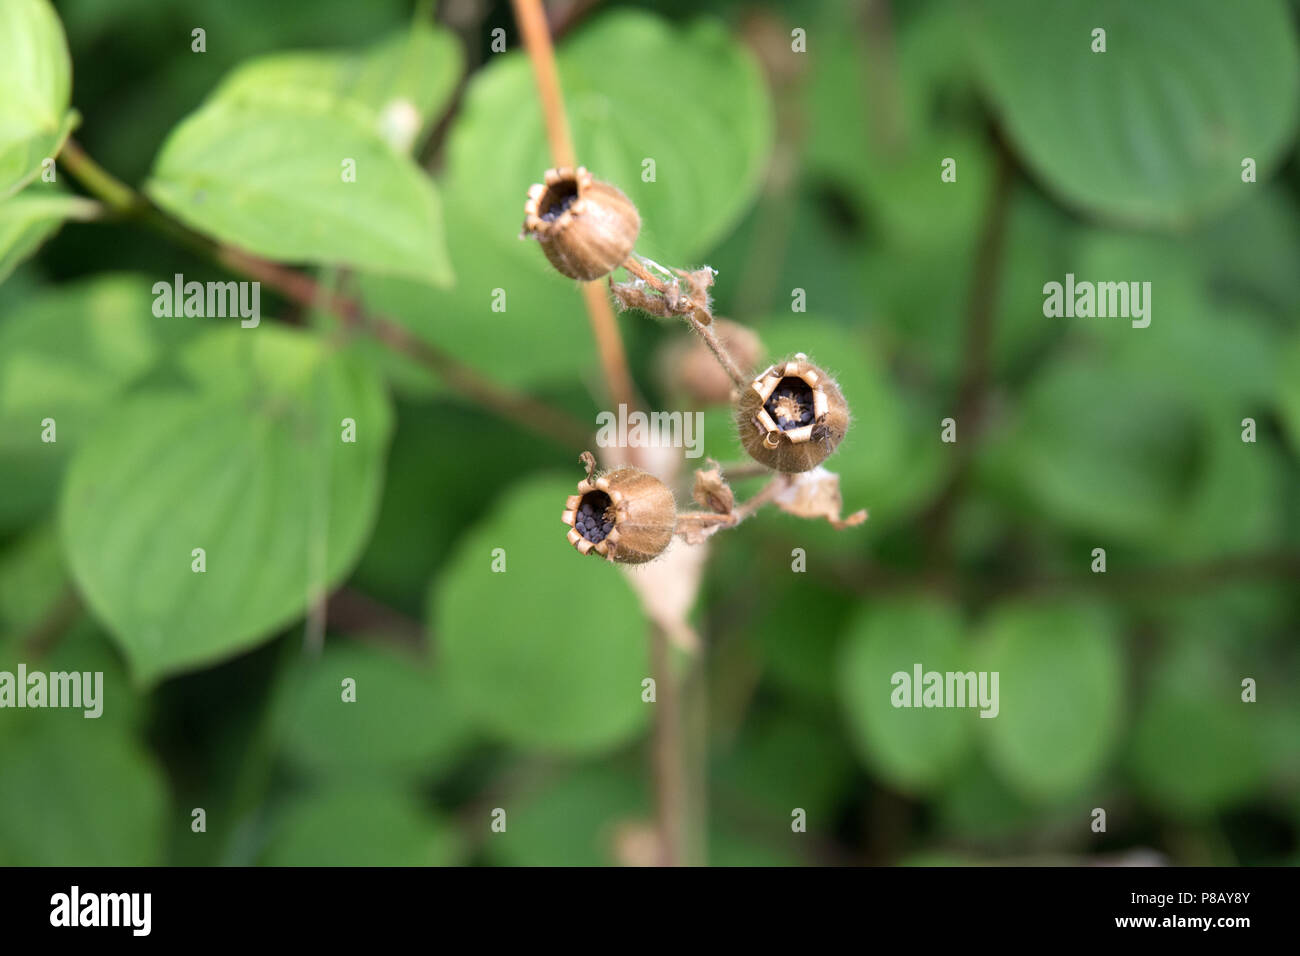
[764,376,816,430]
[539,178,579,222]
[576,490,615,544]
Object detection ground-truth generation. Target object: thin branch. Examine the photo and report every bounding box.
[828,550,1300,600]
[57,139,590,451]
[621,254,748,388]
[649,623,687,866]
[994,550,1300,600]
[714,461,773,481]
[512,0,639,416]
[20,588,81,660]
[548,0,604,38]
[56,140,135,212]
[674,477,779,540]
[688,311,747,388]
[580,281,640,413]
[221,250,592,449]
[324,587,425,648]
[510,0,575,168]
[920,134,1015,561]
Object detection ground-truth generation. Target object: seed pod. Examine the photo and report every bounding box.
[522,167,640,281]
[735,353,849,473]
[657,318,764,405]
[562,466,676,564]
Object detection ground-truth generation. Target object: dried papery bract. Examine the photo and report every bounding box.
[562,455,677,564]
[523,167,641,281]
[736,353,849,473]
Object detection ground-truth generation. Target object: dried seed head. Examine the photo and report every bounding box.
[562,464,676,564]
[658,318,764,405]
[522,167,640,281]
[735,353,849,473]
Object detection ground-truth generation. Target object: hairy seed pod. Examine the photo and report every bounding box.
[658,318,764,405]
[522,167,640,281]
[562,466,676,564]
[735,353,849,473]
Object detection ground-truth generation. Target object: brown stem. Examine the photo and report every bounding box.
[649,623,687,866]
[512,0,638,416]
[548,0,603,38]
[827,550,1300,601]
[675,477,779,537]
[995,550,1300,600]
[324,587,425,648]
[688,309,748,388]
[20,588,81,660]
[920,134,1015,562]
[58,140,589,451]
[622,255,748,388]
[715,461,773,481]
[861,0,906,155]
[511,0,575,168]
[621,254,664,289]
[580,281,639,413]
[220,250,591,450]
[735,477,780,518]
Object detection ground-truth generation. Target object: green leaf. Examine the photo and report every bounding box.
[982,352,1199,542]
[432,475,649,754]
[445,8,772,263]
[714,709,854,824]
[1157,419,1284,562]
[1191,186,1300,315]
[805,2,993,247]
[970,0,1300,226]
[871,186,1079,385]
[147,91,451,285]
[1072,230,1283,408]
[274,641,471,781]
[0,274,165,529]
[0,717,168,865]
[750,571,855,703]
[0,188,99,284]
[974,602,1123,801]
[59,326,394,683]
[838,599,974,793]
[1129,640,1268,816]
[213,24,463,153]
[260,785,461,866]
[936,758,1041,840]
[0,0,78,197]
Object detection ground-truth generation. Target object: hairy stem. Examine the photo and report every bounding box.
[675,477,779,538]
[688,309,748,388]
[622,254,749,388]
[715,460,774,481]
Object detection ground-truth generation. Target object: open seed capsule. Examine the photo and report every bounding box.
[735,353,849,473]
[561,466,676,564]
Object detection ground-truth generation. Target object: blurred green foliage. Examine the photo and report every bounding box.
[0,0,1297,866]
